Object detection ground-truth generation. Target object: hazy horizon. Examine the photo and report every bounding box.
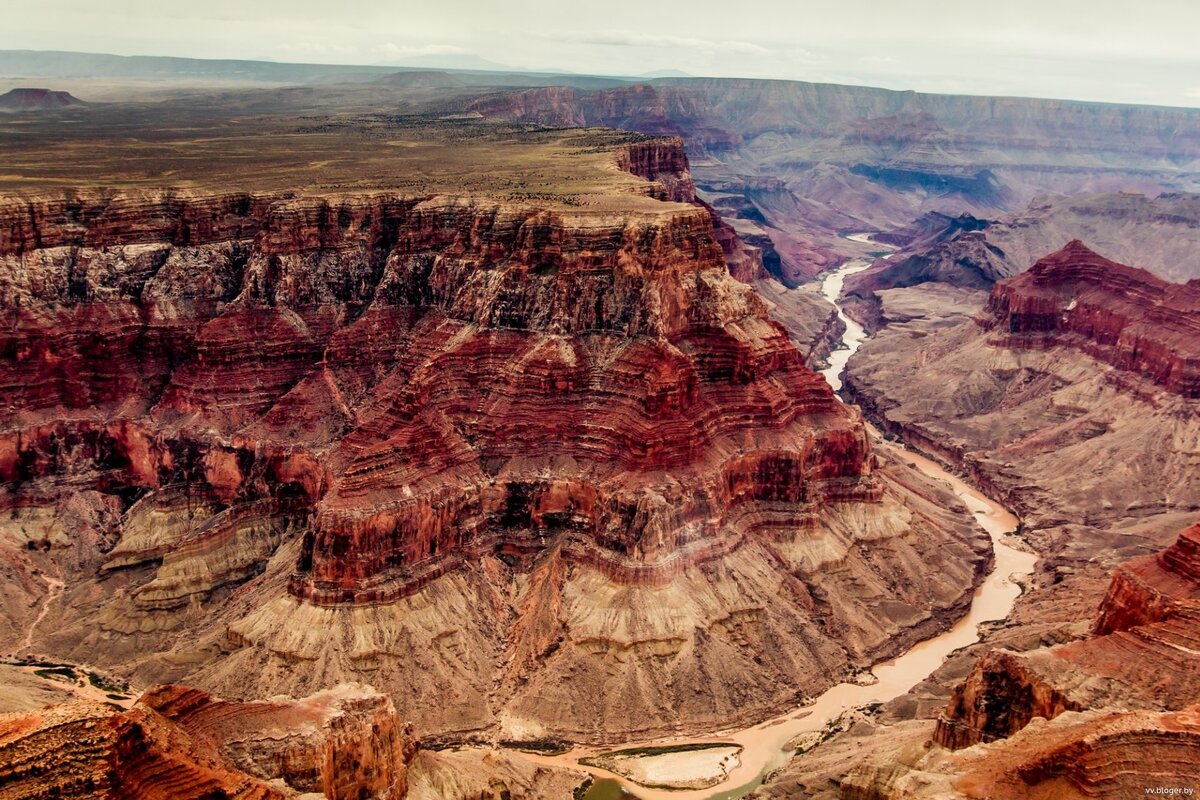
[4,0,1200,108]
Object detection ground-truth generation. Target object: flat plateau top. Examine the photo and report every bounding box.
[0,96,667,212]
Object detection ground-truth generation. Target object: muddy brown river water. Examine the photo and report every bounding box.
[510,237,1037,798]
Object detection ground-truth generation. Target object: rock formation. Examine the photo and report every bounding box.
[757,241,1200,799]
[0,126,990,743]
[0,683,410,799]
[760,526,1200,799]
[980,241,1200,398]
[843,241,1200,555]
[843,192,1200,326]
[936,523,1200,750]
[0,88,85,111]
[472,82,1200,280]
[831,706,1200,800]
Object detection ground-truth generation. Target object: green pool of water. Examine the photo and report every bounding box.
[582,777,636,800]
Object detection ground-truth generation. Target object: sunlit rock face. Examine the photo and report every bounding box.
[0,683,411,800]
[936,523,1200,749]
[0,137,989,740]
[981,240,1200,398]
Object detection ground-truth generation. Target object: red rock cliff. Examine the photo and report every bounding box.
[0,140,875,609]
[615,137,767,282]
[0,684,410,800]
[936,523,1200,750]
[982,240,1200,397]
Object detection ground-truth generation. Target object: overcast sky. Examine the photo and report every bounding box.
[5,0,1200,107]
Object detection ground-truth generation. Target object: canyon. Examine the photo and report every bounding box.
[756,238,1200,798]
[0,682,413,799]
[1,55,1199,799]
[830,523,1200,800]
[469,80,1200,285]
[0,99,993,787]
[842,241,1200,555]
[841,191,1200,328]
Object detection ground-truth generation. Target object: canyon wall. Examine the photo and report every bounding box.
[0,683,410,800]
[981,240,1200,398]
[758,239,1200,799]
[936,523,1200,750]
[761,525,1200,800]
[472,81,1200,281]
[843,241,1200,550]
[0,133,990,742]
[843,192,1200,324]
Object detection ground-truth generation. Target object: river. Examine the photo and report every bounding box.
[512,236,1037,799]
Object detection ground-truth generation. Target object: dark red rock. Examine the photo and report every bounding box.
[936,523,1200,750]
[0,137,878,609]
[982,240,1200,397]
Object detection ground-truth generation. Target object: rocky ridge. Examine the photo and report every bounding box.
[0,88,84,111]
[0,683,411,799]
[843,191,1200,326]
[843,241,1200,549]
[471,82,1200,283]
[0,132,990,742]
[758,525,1200,799]
[756,239,1200,799]
[981,241,1200,398]
[935,523,1200,750]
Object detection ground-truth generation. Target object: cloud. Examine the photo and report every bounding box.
[563,31,770,56]
[376,42,470,58]
[283,40,357,55]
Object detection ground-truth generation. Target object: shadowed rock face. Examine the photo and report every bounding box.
[937,524,1200,750]
[0,88,84,110]
[0,133,990,740]
[0,683,410,800]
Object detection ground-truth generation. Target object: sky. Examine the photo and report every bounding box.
[5,0,1200,107]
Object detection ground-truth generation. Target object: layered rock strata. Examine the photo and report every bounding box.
[936,524,1200,749]
[0,133,989,740]
[842,192,1200,326]
[472,83,1200,281]
[756,241,1200,798]
[832,706,1200,800]
[981,241,1200,398]
[843,242,1200,549]
[0,683,409,800]
[759,526,1200,799]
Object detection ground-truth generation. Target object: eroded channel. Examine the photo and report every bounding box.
[510,236,1037,799]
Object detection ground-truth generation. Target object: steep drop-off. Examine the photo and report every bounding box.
[936,523,1200,750]
[757,241,1200,799]
[0,131,990,743]
[0,683,411,800]
[762,525,1200,800]
[843,191,1200,326]
[844,242,1200,561]
[472,81,1200,281]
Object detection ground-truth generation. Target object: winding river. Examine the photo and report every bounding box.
[514,237,1037,799]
